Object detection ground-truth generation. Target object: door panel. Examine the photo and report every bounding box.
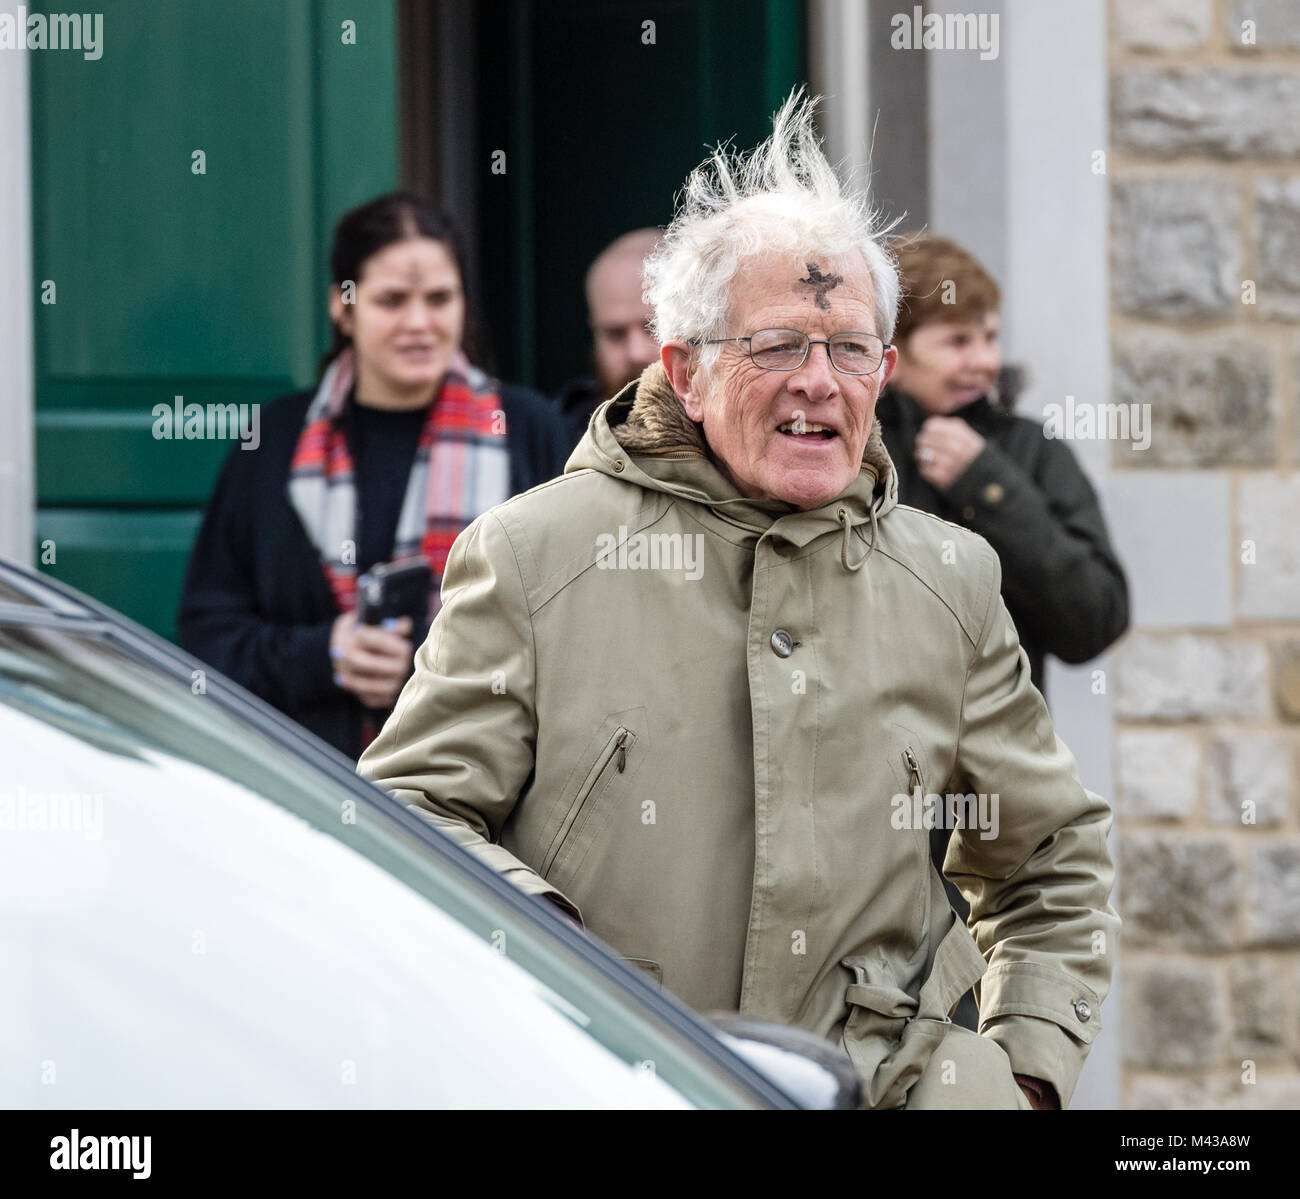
[30,0,398,640]
[474,0,807,393]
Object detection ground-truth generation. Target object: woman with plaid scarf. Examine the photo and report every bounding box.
[179,194,569,759]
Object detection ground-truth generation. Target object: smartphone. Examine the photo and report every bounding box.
[355,559,432,627]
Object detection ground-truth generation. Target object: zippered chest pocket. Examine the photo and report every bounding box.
[889,729,934,931]
[541,725,637,879]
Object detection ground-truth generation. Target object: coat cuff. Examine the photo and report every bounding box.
[537,891,585,927]
[400,802,585,926]
[480,844,584,925]
[296,619,344,705]
[977,963,1102,1108]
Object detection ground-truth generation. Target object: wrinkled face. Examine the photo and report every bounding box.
[890,311,1001,415]
[667,254,897,511]
[329,237,465,402]
[588,255,659,400]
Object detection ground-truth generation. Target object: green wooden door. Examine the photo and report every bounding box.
[474,0,807,393]
[30,0,398,640]
[29,0,804,637]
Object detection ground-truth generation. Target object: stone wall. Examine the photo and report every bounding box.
[1110,0,1300,1108]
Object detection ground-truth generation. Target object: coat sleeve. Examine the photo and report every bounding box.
[356,509,582,922]
[942,546,1121,1108]
[942,435,1129,664]
[176,444,337,710]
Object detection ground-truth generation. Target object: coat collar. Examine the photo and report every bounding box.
[878,385,1002,436]
[877,365,1024,436]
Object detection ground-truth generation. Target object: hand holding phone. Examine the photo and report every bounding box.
[330,613,414,710]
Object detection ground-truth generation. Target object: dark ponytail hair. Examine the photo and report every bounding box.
[318,191,479,377]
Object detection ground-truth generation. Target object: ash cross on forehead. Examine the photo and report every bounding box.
[798,262,843,311]
[405,262,424,286]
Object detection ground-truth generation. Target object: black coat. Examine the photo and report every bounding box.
[876,383,1129,698]
[177,383,569,760]
[554,375,604,453]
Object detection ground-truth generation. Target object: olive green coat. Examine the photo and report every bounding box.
[358,364,1120,1109]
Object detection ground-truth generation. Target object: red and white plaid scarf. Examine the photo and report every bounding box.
[287,345,510,622]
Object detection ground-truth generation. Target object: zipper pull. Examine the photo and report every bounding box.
[616,729,629,773]
[904,747,921,792]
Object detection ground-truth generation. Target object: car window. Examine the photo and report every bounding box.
[0,621,763,1108]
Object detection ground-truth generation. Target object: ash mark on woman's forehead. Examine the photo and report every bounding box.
[797,262,843,310]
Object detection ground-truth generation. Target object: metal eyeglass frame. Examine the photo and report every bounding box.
[696,328,892,375]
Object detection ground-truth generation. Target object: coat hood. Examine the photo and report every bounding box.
[565,362,900,572]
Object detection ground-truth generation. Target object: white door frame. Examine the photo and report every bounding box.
[0,38,35,567]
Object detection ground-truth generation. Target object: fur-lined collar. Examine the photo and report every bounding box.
[611,362,896,488]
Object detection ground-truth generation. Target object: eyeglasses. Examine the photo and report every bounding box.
[698,328,891,375]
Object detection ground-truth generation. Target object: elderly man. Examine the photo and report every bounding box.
[359,95,1119,1111]
[555,228,663,447]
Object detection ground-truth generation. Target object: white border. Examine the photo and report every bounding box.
[0,36,34,566]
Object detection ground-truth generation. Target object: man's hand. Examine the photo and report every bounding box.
[539,892,585,931]
[330,613,414,709]
[914,416,986,492]
[1015,1074,1060,1110]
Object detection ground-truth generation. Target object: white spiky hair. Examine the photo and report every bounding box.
[642,88,900,376]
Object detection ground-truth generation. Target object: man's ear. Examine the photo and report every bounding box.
[878,343,899,389]
[661,341,705,423]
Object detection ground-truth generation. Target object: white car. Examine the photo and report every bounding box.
[0,560,859,1110]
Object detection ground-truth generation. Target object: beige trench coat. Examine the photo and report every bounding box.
[359,364,1120,1108]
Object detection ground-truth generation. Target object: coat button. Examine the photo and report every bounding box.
[770,629,795,658]
[982,482,1005,504]
[1074,1000,1091,1023]
[612,459,625,473]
